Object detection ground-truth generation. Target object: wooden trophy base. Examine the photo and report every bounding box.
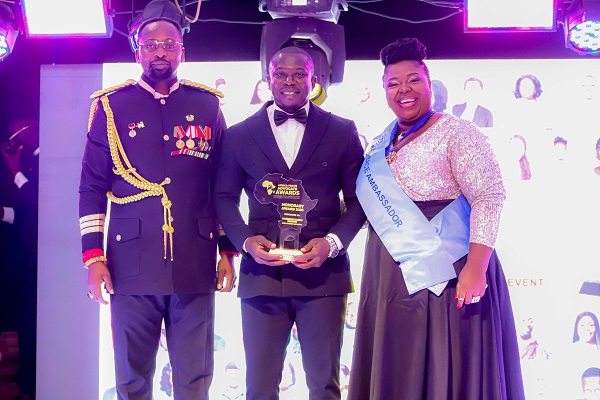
[269,248,302,262]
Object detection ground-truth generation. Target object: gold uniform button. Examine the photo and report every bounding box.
[163,135,169,141]
[116,234,122,241]
[209,232,214,239]
[164,177,171,184]
[160,99,166,105]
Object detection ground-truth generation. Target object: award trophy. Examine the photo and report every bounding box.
[253,173,318,262]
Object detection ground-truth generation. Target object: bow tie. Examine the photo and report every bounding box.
[274,108,308,126]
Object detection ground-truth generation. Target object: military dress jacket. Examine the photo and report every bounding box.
[79,80,235,295]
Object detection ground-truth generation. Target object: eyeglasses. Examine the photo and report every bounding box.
[139,40,183,52]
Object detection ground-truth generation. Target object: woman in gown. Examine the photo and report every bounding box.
[348,38,525,400]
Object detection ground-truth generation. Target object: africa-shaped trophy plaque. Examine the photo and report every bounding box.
[253,173,318,262]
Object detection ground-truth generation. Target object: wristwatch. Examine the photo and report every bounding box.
[324,235,340,258]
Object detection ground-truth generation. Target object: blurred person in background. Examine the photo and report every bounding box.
[1,118,40,400]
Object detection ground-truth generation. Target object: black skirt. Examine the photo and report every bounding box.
[348,200,525,400]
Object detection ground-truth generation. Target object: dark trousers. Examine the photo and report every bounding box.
[110,293,215,400]
[241,295,347,400]
[17,267,37,398]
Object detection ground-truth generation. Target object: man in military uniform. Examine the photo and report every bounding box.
[79,1,236,398]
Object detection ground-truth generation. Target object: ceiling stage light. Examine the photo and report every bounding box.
[259,0,347,23]
[0,3,18,61]
[563,0,600,54]
[260,17,346,105]
[21,0,113,37]
[259,0,347,104]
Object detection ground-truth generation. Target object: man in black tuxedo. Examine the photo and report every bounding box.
[214,47,366,399]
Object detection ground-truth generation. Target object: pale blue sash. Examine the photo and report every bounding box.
[356,120,471,296]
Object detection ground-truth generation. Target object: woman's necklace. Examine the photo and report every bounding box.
[394,129,407,145]
[386,110,434,164]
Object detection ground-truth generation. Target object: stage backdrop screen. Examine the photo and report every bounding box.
[40,58,600,400]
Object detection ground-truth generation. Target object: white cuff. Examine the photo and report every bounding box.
[14,172,28,189]
[2,207,15,224]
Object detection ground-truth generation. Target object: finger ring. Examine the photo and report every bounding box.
[87,292,94,299]
[457,297,465,301]
[471,296,481,303]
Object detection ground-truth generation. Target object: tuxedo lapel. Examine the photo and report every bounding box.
[288,103,329,178]
[244,101,289,174]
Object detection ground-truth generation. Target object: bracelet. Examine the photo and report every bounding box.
[82,248,105,263]
[324,235,339,258]
[83,256,107,269]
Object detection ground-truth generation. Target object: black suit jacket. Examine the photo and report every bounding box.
[214,101,366,299]
[13,155,39,272]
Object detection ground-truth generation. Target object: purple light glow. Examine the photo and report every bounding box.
[0,37,7,57]
[466,0,556,32]
[568,21,600,53]
[0,27,17,60]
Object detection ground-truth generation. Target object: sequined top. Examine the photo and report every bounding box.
[387,114,505,248]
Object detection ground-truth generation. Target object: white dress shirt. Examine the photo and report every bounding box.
[267,102,310,169]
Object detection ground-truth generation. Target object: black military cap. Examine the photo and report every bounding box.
[128,0,189,51]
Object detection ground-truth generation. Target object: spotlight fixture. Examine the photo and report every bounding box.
[260,17,345,104]
[259,0,348,23]
[563,0,600,54]
[259,0,347,104]
[0,3,18,61]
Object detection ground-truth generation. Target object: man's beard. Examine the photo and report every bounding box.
[147,64,174,82]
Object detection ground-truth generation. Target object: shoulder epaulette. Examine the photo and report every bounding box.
[180,79,224,98]
[87,80,136,132]
[90,79,137,99]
